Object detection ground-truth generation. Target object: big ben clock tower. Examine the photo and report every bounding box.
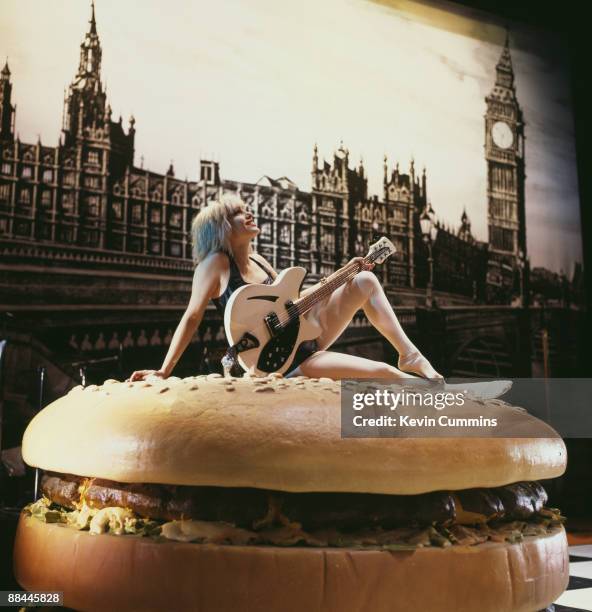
[484,33,527,304]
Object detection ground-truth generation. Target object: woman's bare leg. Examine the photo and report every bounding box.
[289,351,511,401]
[287,350,417,380]
[308,271,442,379]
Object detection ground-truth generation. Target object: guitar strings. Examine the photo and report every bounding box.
[294,247,388,315]
[294,264,362,316]
[278,265,362,327]
[273,247,387,329]
[292,247,388,320]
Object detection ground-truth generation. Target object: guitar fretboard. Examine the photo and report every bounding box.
[293,247,387,317]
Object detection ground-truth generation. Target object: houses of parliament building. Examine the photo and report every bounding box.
[0,4,528,309]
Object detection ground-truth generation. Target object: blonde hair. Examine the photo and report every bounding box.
[190,194,247,264]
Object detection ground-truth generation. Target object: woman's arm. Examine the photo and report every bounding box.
[128,254,227,381]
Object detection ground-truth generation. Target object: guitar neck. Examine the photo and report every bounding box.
[293,254,377,317]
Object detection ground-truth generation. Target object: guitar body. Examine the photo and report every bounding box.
[223,237,396,376]
[224,267,322,376]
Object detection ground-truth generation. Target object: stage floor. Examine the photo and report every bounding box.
[556,544,592,611]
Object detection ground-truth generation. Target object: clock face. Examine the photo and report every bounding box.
[492,121,514,149]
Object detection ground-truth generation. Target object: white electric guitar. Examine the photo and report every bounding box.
[223,237,396,376]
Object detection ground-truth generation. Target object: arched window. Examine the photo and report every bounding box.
[279,224,290,245]
[18,188,31,205]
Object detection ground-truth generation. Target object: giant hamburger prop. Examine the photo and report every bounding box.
[14,374,568,611]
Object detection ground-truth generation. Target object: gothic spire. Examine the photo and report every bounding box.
[494,30,515,90]
[90,1,97,35]
[62,0,108,144]
[75,0,102,83]
[0,57,15,139]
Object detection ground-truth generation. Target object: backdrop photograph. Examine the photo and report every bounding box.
[0,0,590,609]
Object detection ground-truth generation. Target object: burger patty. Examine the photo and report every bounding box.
[41,471,548,530]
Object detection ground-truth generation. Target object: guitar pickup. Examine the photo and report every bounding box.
[263,312,282,337]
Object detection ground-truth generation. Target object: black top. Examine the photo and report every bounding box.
[212,252,317,374]
[212,254,274,316]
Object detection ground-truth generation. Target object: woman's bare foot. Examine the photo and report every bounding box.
[397,351,443,379]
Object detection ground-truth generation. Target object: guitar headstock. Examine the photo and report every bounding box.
[366,237,396,264]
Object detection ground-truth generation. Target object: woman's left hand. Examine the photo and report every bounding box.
[348,256,375,271]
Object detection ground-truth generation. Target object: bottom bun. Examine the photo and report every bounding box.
[14,513,568,612]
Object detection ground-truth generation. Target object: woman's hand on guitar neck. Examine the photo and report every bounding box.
[348,256,375,271]
[127,369,168,382]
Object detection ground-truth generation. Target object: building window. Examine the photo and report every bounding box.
[86,150,100,165]
[21,166,33,179]
[394,238,405,262]
[18,188,31,205]
[131,204,143,224]
[110,234,124,251]
[63,172,76,186]
[280,203,293,219]
[86,196,100,216]
[58,226,74,243]
[40,190,52,208]
[169,210,182,228]
[0,183,10,203]
[150,240,161,254]
[260,203,274,218]
[279,224,290,245]
[1,163,11,175]
[14,220,31,236]
[393,208,405,222]
[297,228,309,248]
[491,227,515,252]
[170,243,181,257]
[38,223,52,240]
[150,207,161,224]
[112,201,123,220]
[128,237,143,253]
[260,222,272,241]
[201,165,212,182]
[84,175,100,189]
[320,231,335,255]
[62,192,74,212]
[80,229,99,247]
[0,217,7,234]
[42,169,53,183]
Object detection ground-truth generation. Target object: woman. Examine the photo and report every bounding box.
[129,196,442,382]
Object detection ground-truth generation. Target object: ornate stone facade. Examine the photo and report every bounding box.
[0,4,525,307]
